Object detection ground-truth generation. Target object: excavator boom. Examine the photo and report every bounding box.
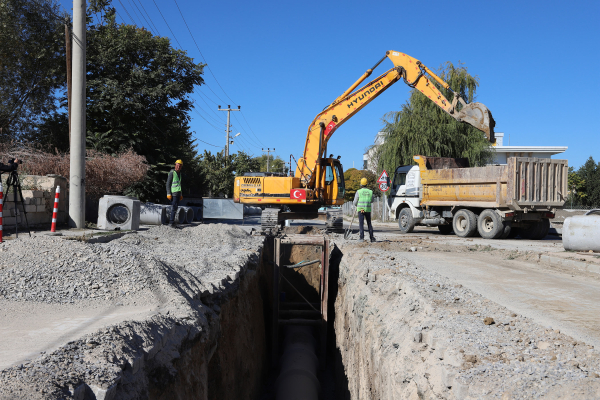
[296,51,496,183]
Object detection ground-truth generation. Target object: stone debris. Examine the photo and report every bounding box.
[0,224,262,399]
[334,240,600,399]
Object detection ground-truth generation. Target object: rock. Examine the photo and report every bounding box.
[464,354,477,363]
[484,317,495,325]
[538,341,551,350]
[410,247,417,252]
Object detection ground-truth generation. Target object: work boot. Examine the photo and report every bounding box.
[358,238,364,242]
[168,222,175,228]
[370,237,376,243]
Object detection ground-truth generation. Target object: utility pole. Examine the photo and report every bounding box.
[262,148,274,172]
[218,105,240,159]
[69,0,86,228]
[65,23,72,145]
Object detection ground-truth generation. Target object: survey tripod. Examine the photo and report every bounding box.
[0,167,31,239]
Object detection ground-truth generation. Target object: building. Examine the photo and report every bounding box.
[489,132,567,164]
[362,131,567,172]
[363,132,386,172]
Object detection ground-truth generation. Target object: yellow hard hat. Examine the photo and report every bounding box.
[175,159,183,165]
[360,178,367,186]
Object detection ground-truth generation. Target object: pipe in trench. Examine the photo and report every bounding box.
[276,325,321,399]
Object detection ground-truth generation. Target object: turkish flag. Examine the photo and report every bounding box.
[290,189,306,200]
[324,121,337,137]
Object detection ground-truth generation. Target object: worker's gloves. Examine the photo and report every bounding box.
[179,195,183,201]
[167,195,172,201]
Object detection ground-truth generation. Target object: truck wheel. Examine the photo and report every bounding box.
[521,219,550,240]
[453,209,477,237]
[438,224,454,235]
[477,209,504,239]
[398,208,415,233]
[499,222,513,239]
[506,227,520,239]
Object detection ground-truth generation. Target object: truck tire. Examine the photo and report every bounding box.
[478,209,504,239]
[398,208,415,233]
[521,219,550,240]
[499,222,513,239]
[438,224,454,235]
[453,209,477,238]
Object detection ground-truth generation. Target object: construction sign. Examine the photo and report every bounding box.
[378,170,390,192]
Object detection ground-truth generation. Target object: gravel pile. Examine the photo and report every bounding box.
[336,241,600,398]
[0,224,263,399]
[0,224,261,304]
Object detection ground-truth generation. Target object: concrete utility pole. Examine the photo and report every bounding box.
[69,0,86,228]
[65,23,72,145]
[262,148,274,172]
[218,105,240,158]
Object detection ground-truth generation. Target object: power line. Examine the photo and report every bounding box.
[172,0,236,105]
[134,0,161,35]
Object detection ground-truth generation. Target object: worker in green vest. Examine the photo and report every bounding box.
[353,178,375,242]
[166,159,184,227]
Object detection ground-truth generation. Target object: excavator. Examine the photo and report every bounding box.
[233,50,496,234]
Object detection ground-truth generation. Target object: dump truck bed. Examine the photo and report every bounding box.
[416,156,568,210]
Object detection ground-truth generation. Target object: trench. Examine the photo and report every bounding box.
[138,231,352,400]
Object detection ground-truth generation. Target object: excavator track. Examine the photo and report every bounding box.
[261,208,281,235]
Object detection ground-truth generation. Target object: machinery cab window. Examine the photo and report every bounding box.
[334,162,345,199]
[325,165,335,185]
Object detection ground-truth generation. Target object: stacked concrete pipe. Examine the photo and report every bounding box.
[164,206,185,224]
[180,206,195,223]
[276,325,320,399]
[139,203,167,225]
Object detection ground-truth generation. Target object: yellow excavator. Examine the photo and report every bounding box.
[234,50,496,234]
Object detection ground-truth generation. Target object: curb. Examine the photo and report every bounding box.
[539,254,600,275]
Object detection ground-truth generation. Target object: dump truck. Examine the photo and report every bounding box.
[389,155,568,239]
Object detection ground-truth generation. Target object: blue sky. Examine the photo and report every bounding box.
[58,0,600,171]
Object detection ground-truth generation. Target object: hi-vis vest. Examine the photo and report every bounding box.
[171,171,182,193]
[356,188,373,212]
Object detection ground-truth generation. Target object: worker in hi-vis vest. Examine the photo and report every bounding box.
[352,178,376,242]
[166,159,184,227]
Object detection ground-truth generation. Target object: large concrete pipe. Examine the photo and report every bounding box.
[563,209,600,252]
[139,203,167,225]
[190,206,202,221]
[180,206,195,224]
[164,206,185,224]
[276,325,321,400]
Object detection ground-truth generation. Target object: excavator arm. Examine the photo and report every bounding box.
[295,50,496,184]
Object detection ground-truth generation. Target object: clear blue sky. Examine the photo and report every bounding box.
[59,0,600,171]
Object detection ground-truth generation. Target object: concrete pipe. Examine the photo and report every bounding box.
[163,206,185,224]
[180,206,195,223]
[189,206,202,221]
[276,325,321,400]
[139,203,167,225]
[563,210,600,252]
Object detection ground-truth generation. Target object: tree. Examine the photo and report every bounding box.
[578,157,600,207]
[343,168,378,201]
[376,62,493,175]
[0,0,67,140]
[35,0,205,202]
[256,154,288,175]
[567,166,586,207]
[232,151,261,176]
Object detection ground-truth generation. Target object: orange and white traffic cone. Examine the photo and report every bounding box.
[50,186,60,233]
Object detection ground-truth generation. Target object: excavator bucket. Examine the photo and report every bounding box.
[456,102,496,143]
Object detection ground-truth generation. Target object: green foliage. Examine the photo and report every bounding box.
[35,1,205,202]
[193,150,260,198]
[566,158,600,208]
[0,0,67,139]
[343,168,378,201]
[256,154,288,175]
[377,62,493,174]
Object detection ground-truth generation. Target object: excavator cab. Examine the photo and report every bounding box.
[318,158,345,205]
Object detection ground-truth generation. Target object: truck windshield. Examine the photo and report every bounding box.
[394,172,407,186]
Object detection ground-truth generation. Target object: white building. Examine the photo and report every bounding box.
[489,132,567,164]
[362,131,567,171]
